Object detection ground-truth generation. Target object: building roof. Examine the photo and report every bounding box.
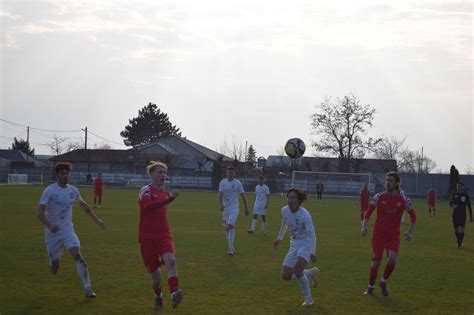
[0,149,34,162]
[50,149,136,162]
[135,136,233,161]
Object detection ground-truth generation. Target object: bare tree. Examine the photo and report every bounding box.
[49,136,84,155]
[94,143,113,150]
[398,149,437,173]
[374,136,407,160]
[465,166,474,175]
[310,94,380,172]
[217,138,246,162]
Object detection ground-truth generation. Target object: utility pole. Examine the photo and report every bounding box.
[27,126,29,144]
[82,127,88,149]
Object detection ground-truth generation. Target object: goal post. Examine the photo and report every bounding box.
[7,174,28,185]
[291,171,373,195]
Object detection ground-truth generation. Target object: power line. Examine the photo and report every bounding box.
[0,118,81,132]
[88,129,125,146]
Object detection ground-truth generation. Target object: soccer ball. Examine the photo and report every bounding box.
[284,138,306,159]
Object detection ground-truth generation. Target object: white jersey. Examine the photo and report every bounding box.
[219,178,244,211]
[39,183,83,231]
[281,206,316,251]
[254,184,270,208]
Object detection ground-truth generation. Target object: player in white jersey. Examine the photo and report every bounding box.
[36,162,106,298]
[273,188,319,306]
[218,165,249,255]
[248,175,270,235]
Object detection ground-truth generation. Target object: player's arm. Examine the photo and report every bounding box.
[305,214,317,262]
[449,194,455,208]
[361,204,376,236]
[467,196,473,222]
[141,192,177,211]
[405,209,416,240]
[218,191,224,211]
[36,204,58,233]
[240,192,249,216]
[273,217,288,250]
[78,200,106,230]
[265,194,269,209]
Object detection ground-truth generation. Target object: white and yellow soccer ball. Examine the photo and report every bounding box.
[284,138,306,159]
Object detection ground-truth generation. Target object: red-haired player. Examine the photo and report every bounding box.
[93,172,104,208]
[361,171,416,296]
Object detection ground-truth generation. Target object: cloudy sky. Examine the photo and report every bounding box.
[1,0,472,173]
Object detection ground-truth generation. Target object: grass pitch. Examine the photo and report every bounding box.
[0,185,473,314]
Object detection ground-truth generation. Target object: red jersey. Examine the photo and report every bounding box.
[427,189,436,203]
[359,188,370,210]
[138,185,174,242]
[365,190,416,239]
[94,178,104,192]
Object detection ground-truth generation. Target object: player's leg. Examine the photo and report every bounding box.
[457,225,465,248]
[140,241,163,309]
[45,233,63,275]
[97,191,102,207]
[93,192,98,208]
[432,203,436,216]
[162,252,183,308]
[248,213,258,234]
[365,239,383,295]
[68,246,95,298]
[226,211,238,255]
[282,245,313,306]
[261,214,267,234]
[380,249,399,296]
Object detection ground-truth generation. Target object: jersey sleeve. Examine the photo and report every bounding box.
[218,180,224,192]
[370,192,381,205]
[238,181,244,193]
[304,212,317,253]
[401,192,414,211]
[39,187,52,206]
[265,185,270,194]
[73,187,84,203]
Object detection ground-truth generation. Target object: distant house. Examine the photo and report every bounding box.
[265,155,397,173]
[135,136,233,171]
[50,136,233,172]
[0,149,46,181]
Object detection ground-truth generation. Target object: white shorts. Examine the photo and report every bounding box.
[222,208,239,226]
[253,205,267,215]
[282,241,312,268]
[44,228,81,261]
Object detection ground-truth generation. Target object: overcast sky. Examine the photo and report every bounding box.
[1,0,472,173]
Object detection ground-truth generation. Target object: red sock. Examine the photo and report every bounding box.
[369,267,378,286]
[168,276,179,293]
[360,212,364,221]
[153,285,162,296]
[383,262,396,280]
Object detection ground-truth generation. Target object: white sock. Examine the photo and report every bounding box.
[251,220,257,231]
[262,222,267,233]
[296,274,312,299]
[381,277,388,283]
[227,229,235,250]
[75,259,91,289]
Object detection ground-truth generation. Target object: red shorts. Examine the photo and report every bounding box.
[140,238,175,273]
[371,237,399,261]
[428,201,435,206]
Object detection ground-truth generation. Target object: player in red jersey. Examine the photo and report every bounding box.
[361,171,416,296]
[359,183,370,224]
[138,161,183,310]
[93,172,104,208]
[427,185,437,216]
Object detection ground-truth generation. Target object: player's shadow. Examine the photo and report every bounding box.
[285,303,326,314]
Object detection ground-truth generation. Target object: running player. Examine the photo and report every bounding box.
[273,188,319,306]
[427,185,437,216]
[138,161,183,309]
[93,172,104,208]
[361,171,416,296]
[359,183,370,224]
[248,175,270,235]
[37,162,106,298]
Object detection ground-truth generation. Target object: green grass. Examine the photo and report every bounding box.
[1,185,473,314]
